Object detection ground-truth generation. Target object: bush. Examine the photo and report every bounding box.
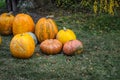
[54,0,120,15]
[0,0,5,8]
[54,0,92,12]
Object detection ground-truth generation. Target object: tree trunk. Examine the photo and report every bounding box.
[6,0,18,12]
[11,0,18,11]
[6,0,12,11]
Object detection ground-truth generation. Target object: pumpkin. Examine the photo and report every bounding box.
[63,40,83,55]
[0,35,2,45]
[13,13,35,35]
[0,12,14,35]
[40,39,62,55]
[56,27,76,44]
[27,32,38,45]
[35,17,58,42]
[10,33,35,58]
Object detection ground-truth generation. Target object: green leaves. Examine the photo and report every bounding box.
[0,0,5,8]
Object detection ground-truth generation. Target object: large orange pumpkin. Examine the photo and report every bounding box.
[40,39,62,55]
[13,13,35,35]
[63,40,83,55]
[10,33,35,58]
[35,17,58,42]
[0,12,14,35]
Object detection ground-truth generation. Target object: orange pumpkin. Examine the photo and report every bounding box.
[63,40,83,55]
[10,33,35,58]
[40,39,62,55]
[0,12,14,35]
[35,17,58,42]
[13,13,35,35]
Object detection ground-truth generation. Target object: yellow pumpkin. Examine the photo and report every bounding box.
[10,33,35,58]
[0,35,2,45]
[0,12,14,35]
[56,27,76,44]
[13,13,35,35]
[35,17,58,42]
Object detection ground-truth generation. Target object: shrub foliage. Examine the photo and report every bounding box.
[54,0,120,15]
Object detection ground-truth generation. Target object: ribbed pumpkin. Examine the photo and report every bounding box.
[13,13,35,35]
[0,12,14,35]
[0,35,2,45]
[35,17,58,42]
[40,39,62,55]
[63,40,83,55]
[56,27,76,44]
[10,33,35,58]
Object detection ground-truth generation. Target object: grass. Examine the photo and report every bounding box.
[0,9,120,80]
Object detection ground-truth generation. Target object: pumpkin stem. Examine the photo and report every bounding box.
[7,11,13,16]
[20,34,24,36]
[63,27,67,31]
[46,15,54,18]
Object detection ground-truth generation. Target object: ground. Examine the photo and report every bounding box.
[0,7,120,80]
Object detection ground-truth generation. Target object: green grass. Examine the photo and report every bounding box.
[0,13,120,80]
[56,13,120,32]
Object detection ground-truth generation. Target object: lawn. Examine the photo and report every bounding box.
[0,11,120,80]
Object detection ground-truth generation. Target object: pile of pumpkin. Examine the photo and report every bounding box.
[0,12,83,59]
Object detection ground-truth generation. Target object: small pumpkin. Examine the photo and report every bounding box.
[0,12,14,35]
[10,33,35,58]
[40,39,62,55]
[63,40,83,55]
[56,27,76,44]
[13,13,35,35]
[0,35,2,45]
[35,17,58,42]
